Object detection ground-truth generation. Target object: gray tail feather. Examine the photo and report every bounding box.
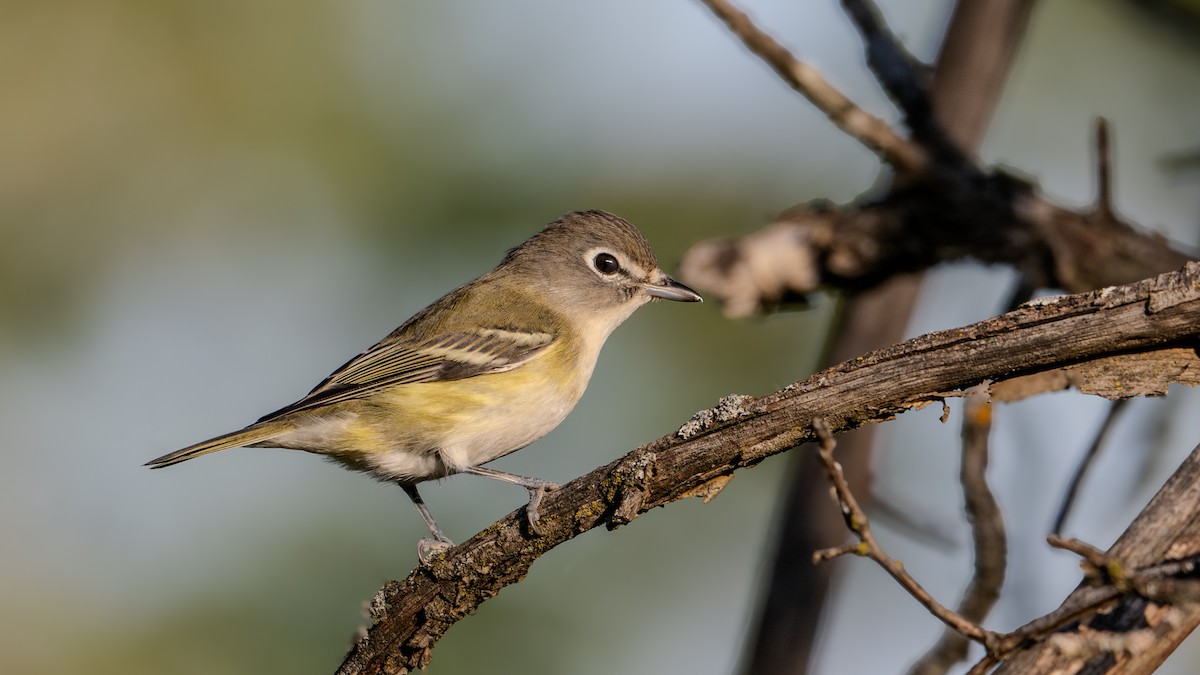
[146,422,289,469]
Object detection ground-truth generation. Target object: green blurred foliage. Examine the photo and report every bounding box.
[1,1,1198,674]
[0,2,835,673]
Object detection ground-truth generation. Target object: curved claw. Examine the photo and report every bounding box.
[524,481,561,536]
[417,535,454,565]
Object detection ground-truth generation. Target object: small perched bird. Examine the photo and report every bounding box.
[147,210,702,559]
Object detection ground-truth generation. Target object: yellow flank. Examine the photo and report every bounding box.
[340,338,585,467]
[340,420,389,456]
[147,210,703,549]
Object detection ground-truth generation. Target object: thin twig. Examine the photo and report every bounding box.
[909,387,1006,675]
[1051,398,1130,535]
[974,537,1200,670]
[697,0,927,172]
[811,418,994,644]
[813,412,1194,674]
[339,264,1200,673]
[963,584,1123,675]
[1048,534,1110,570]
[993,437,1200,672]
[839,0,963,165]
[997,586,1124,652]
[1046,534,1200,602]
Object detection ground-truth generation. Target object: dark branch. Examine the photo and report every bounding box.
[338,263,1200,674]
[697,0,927,172]
[680,5,1190,318]
[1051,398,1130,535]
[740,3,1035,671]
[839,0,964,166]
[680,154,1193,317]
[741,274,924,673]
[991,439,1200,673]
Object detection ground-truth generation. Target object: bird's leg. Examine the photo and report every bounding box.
[400,483,454,563]
[461,465,560,536]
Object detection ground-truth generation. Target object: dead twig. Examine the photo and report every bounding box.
[339,264,1200,674]
[991,437,1200,673]
[811,390,1200,674]
[839,0,962,166]
[697,0,927,172]
[811,418,995,645]
[1051,398,1130,535]
[1048,535,1200,604]
[908,387,1006,675]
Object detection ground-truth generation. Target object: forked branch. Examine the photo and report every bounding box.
[338,263,1200,674]
[812,404,1200,673]
[681,0,1191,317]
[811,417,993,644]
[698,0,927,172]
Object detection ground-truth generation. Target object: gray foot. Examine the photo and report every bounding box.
[417,534,454,565]
[525,480,561,536]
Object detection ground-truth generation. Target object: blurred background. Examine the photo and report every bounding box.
[2,0,1199,673]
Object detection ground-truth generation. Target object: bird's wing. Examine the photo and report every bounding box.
[257,327,556,421]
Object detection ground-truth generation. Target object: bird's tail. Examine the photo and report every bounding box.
[146,422,291,469]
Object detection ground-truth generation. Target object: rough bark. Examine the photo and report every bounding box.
[991,442,1200,674]
[741,2,1036,670]
[337,263,1200,674]
[741,275,921,674]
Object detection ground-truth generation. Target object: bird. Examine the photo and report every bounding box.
[147,210,702,560]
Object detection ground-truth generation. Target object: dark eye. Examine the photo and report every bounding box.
[593,252,620,275]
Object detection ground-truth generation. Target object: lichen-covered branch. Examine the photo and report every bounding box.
[337,262,1200,674]
[985,442,1200,673]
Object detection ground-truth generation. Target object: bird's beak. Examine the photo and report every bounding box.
[643,273,703,303]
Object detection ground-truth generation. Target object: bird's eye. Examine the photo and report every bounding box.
[593,252,620,275]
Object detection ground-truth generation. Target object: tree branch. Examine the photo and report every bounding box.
[337,262,1200,674]
[697,0,927,173]
[740,272,924,673]
[739,3,1034,670]
[1051,398,1130,535]
[987,439,1200,673]
[839,0,962,166]
[909,388,1006,675]
[680,1,1190,318]
[927,0,1036,154]
[680,152,1193,317]
[810,388,1200,673]
[810,417,992,642]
